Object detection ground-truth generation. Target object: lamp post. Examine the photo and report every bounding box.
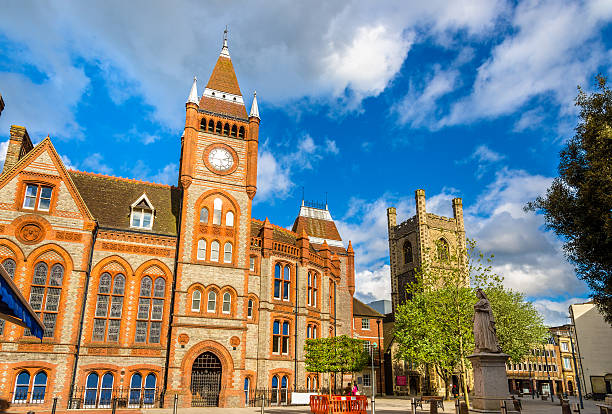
[568,329,584,409]
[543,340,554,403]
[370,342,377,414]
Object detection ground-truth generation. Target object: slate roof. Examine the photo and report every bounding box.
[69,171,180,236]
[353,298,384,318]
[205,54,243,96]
[291,215,342,241]
[199,96,248,119]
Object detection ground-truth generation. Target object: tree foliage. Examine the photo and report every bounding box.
[394,240,547,401]
[305,336,369,374]
[526,75,612,323]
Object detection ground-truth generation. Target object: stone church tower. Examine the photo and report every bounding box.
[387,189,466,313]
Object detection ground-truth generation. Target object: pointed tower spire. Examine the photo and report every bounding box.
[249,91,260,119]
[187,76,198,104]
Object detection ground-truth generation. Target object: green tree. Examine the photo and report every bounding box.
[526,75,612,323]
[305,336,369,394]
[394,240,547,406]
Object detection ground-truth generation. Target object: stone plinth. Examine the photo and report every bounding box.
[468,352,510,413]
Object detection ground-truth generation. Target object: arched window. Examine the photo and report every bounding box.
[197,239,207,260]
[129,373,142,406]
[215,121,222,134]
[213,198,222,225]
[29,261,64,337]
[403,241,413,264]
[31,371,47,403]
[208,119,214,132]
[244,377,250,406]
[231,124,237,137]
[223,123,230,136]
[225,211,234,227]
[222,292,231,314]
[238,126,245,138]
[84,372,99,407]
[271,375,279,404]
[437,238,449,261]
[3,258,16,278]
[191,290,202,312]
[144,374,156,405]
[200,207,209,224]
[200,118,207,130]
[99,373,113,408]
[247,299,253,318]
[223,242,232,263]
[283,265,290,301]
[210,241,220,262]
[93,272,125,342]
[135,276,165,344]
[280,376,288,404]
[273,264,281,299]
[207,291,216,313]
[13,371,30,403]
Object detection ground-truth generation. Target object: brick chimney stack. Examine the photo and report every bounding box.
[3,125,34,173]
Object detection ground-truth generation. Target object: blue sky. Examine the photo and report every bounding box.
[1,0,611,325]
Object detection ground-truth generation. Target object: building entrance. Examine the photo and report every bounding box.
[191,352,222,407]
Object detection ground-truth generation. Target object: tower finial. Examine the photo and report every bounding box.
[187,76,198,104]
[249,90,260,119]
[220,26,230,58]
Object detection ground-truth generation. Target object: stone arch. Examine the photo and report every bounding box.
[180,340,235,407]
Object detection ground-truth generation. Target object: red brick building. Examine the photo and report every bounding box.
[0,37,356,409]
[352,299,384,396]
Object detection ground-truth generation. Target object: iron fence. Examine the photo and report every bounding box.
[245,388,325,407]
[68,386,163,409]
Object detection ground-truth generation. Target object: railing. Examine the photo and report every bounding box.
[68,386,163,409]
[245,388,322,407]
[272,241,299,257]
[310,394,368,414]
[309,252,325,267]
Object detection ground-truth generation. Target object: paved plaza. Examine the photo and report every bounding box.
[143,396,602,414]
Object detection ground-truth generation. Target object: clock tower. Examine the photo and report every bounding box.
[168,33,260,405]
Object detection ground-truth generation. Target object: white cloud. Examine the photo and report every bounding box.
[129,160,178,185]
[81,153,113,175]
[513,108,546,132]
[442,0,612,126]
[0,140,8,164]
[255,134,339,203]
[457,144,506,178]
[533,297,590,327]
[0,0,509,136]
[354,264,392,304]
[60,154,77,170]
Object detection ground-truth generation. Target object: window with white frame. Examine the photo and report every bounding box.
[224,242,232,263]
[363,373,371,387]
[207,291,216,312]
[130,194,154,230]
[561,342,569,352]
[191,290,201,312]
[249,257,256,271]
[563,357,572,370]
[222,292,231,314]
[210,241,220,262]
[361,318,370,330]
[213,198,222,225]
[23,184,53,211]
[197,239,206,260]
[225,211,234,227]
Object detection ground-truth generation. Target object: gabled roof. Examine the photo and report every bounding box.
[69,171,180,236]
[353,298,384,318]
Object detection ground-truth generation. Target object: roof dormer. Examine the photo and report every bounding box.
[130,193,155,230]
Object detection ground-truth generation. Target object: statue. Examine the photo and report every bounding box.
[473,288,501,353]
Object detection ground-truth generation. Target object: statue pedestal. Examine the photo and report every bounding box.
[468,352,510,413]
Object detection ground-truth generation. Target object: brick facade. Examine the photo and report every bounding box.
[0,40,354,410]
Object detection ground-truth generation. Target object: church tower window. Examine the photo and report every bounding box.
[216,121,222,134]
[223,123,230,136]
[208,119,214,132]
[238,126,245,138]
[223,242,232,263]
[210,241,220,262]
[231,125,237,137]
[225,211,234,227]
[437,238,450,261]
[197,239,207,260]
[213,198,222,225]
[200,207,209,223]
[403,241,413,264]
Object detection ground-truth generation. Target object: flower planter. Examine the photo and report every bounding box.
[310,394,368,414]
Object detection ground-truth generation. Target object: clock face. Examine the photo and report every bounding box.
[208,148,234,172]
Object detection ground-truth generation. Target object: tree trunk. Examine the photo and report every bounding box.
[459,336,470,409]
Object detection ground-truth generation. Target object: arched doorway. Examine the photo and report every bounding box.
[191,352,222,407]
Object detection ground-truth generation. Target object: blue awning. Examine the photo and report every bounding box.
[0,265,44,339]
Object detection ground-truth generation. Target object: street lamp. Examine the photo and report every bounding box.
[543,339,554,403]
[370,342,378,414]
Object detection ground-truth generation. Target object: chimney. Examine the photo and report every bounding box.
[3,125,34,173]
